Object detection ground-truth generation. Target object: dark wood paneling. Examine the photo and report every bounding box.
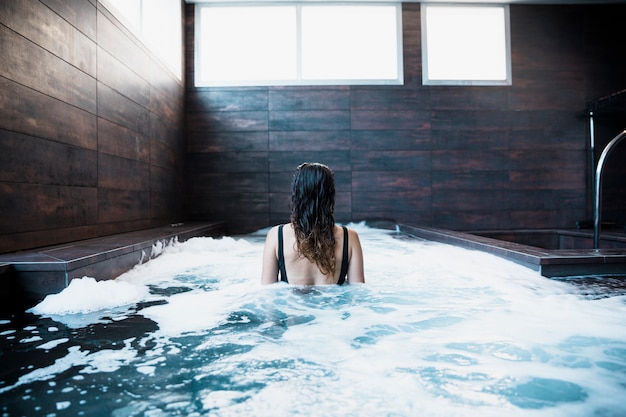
[400,3,421,87]
[190,172,269,195]
[429,88,508,111]
[433,210,509,231]
[188,191,269,234]
[98,153,150,191]
[511,6,586,72]
[351,88,429,111]
[150,82,183,121]
[97,118,150,162]
[270,110,350,131]
[433,171,509,191]
[187,131,268,153]
[269,131,349,152]
[508,70,584,111]
[182,3,626,234]
[269,190,353,224]
[509,190,585,210]
[430,110,510,131]
[151,111,183,146]
[0,0,97,75]
[351,130,431,151]
[97,82,150,135]
[352,151,431,171]
[151,164,183,194]
[98,189,150,223]
[510,169,585,190]
[0,24,97,113]
[433,190,511,211]
[190,111,268,132]
[1,0,185,253]
[41,0,97,40]
[353,171,430,193]
[0,129,97,187]
[431,150,509,171]
[351,110,429,131]
[0,183,98,235]
[354,191,431,213]
[429,129,509,151]
[151,136,179,170]
[269,87,350,110]
[97,47,150,107]
[269,169,352,194]
[0,77,98,149]
[187,89,268,112]
[509,150,584,171]
[269,151,351,173]
[510,208,586,230]
[188,152,269,174]
[96,8,151,81]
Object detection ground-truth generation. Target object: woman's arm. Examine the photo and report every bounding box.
[261,226,279,284]
[347,229,365,284]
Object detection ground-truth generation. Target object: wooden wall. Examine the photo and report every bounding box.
[0,0,185,253]
[185,3,626,234]
[1,2,623,251]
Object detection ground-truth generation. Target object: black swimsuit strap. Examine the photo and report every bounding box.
[277,225,288,282]
[277,224,349,285]
[337,226,349,286]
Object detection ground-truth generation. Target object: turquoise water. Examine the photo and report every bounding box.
[1,224,625,416]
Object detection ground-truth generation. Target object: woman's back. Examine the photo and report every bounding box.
[262,223,364,285]
[261,162,365,285]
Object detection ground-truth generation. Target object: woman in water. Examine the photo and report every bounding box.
[261,163,365,285]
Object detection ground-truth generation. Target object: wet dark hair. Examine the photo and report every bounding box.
[290,162,336,276]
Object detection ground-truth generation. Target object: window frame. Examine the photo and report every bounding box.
[421,3,512,86]
[194,2,404,87]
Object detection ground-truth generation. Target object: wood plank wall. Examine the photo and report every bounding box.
[0,0,185,253]
[185,3,626,235]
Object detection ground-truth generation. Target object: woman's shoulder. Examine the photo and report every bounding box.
[336,225,361,244]
[267,223,292,239]
[340,224,359,235]
[264,224,282,241]
[344,226,362,245]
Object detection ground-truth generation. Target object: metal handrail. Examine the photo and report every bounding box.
[594,129,626,249]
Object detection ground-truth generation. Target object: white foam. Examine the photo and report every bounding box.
[37,338,69,350]
[30,277,148,315]
[15,225,626,416]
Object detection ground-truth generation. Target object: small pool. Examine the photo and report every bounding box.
[1,224,625,416]
[471,229,626,251]
[400,225,626,278]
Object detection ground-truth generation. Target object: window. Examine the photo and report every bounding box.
[103,0,182,79]
[421,3,511,86]
[195,4,403,87]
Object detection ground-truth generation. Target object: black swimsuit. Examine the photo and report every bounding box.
[277,225,349,285]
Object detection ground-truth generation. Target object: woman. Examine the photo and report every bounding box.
[261,163,365,285]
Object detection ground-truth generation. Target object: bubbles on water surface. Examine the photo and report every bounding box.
[1,224,626,417]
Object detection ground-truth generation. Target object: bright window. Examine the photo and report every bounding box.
[195,4,403,87]
[421,3,511,86]
[199,6,298,83]
[103,0,182,79]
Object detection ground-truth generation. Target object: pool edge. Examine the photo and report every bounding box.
[398,224,626,278]
[0,222,225,306]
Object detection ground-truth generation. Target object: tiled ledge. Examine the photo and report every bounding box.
[398,224,626,278]
[0,222,224,302]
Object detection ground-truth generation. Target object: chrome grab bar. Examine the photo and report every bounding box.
[594,129,626,249]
